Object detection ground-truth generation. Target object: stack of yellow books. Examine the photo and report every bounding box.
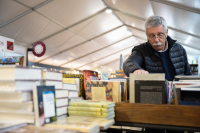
[68,100,115,119]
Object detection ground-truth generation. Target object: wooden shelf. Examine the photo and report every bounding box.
[190,64,198,66]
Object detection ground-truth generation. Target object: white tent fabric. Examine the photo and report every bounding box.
[0,0,200,72]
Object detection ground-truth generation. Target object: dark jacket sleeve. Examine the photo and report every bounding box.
[123,50,144,77]
[183,48,192,75]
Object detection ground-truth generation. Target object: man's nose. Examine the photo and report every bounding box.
[154,36,159,42]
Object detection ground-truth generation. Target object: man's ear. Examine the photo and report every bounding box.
[166,29,168,36]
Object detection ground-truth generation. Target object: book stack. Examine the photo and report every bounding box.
[115,70,124,78]
[68,100,115,120]
[42,70,68,120]
[62,78,82,103]
[0,66,42,130]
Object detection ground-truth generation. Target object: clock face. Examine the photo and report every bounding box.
[32,41,46,57]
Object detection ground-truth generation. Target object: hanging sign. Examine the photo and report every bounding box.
[32,41,46,57]
[0,35,15,53]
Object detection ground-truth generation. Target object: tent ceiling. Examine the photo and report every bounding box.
[0,0,200,71]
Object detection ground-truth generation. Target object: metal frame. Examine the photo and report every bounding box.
[59,35,132,66]
[37,25,124,63]
[110,7,200,40]
[0,0,53,28]
[78,45,137,69]
[150,0,200,15]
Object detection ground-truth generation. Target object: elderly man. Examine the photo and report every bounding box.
[123,16,189,133]
[123,15,191,81]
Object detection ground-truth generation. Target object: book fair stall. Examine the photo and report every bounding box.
[0,0,200,133]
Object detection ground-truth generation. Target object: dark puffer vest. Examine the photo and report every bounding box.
[123,36,192,77]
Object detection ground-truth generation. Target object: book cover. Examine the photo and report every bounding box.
[63,74,84,98]
[33,85,57,127]
[135,80,167,104]
[85,81,120,102]
[130,74,165,103]
[83,70,98,99]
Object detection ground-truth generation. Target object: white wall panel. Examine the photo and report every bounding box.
[36,0,106,27]
[115,12,145,30]
[16,0,47,8]
[71,12,122,39]
[92,26,130,47]
[0,0,29,25]
[151,1,200,36]
[166,0,200,9]
[63,41,102,57]
[104,0,154,19]
[0,12,63,44]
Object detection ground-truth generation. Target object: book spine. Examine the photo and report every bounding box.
[70,102,108,108]
[68,106,107,112]
[68,110,108,117]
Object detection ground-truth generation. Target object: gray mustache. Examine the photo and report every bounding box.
[152,42,162,46]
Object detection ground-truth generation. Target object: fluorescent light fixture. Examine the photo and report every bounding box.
[105,8,112,13]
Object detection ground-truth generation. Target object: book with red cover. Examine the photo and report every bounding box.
[83,70,98,99]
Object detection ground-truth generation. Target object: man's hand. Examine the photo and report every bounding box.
[133,70,149,74]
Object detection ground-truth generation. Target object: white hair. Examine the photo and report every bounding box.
[145,15,168,33]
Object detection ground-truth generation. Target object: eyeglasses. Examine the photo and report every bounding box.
[148,33,166,41]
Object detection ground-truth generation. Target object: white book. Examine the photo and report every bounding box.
[181,85,200,91]
[44,80,63,89]
[68,91,78,98]
[42,71,62,81]
[55,90,68,98]
[0,80,41,92]
[0,101,33,112]
[0,110,34,124]
[63,83,77,91]
[0,91,32,102]
[56,106,68,116]
[0,66,41,80]
[0,122,27,133]
[129,73,165,103]
[56,98,68,107]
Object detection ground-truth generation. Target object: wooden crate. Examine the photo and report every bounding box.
[115,102,200,127]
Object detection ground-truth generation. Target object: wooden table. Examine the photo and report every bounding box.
[114,102,200,132]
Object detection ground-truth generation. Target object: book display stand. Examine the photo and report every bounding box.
[113,102,200,132]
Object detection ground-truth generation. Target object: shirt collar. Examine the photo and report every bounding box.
[157,39,168,52]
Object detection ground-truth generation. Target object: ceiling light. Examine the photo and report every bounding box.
[105,8,112,13]
[96,69,98,71]
[35,56,37,59]
[77,66,79,68]
[54,60,57,63]
[127,30,132,35]
[69,63,71,66]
